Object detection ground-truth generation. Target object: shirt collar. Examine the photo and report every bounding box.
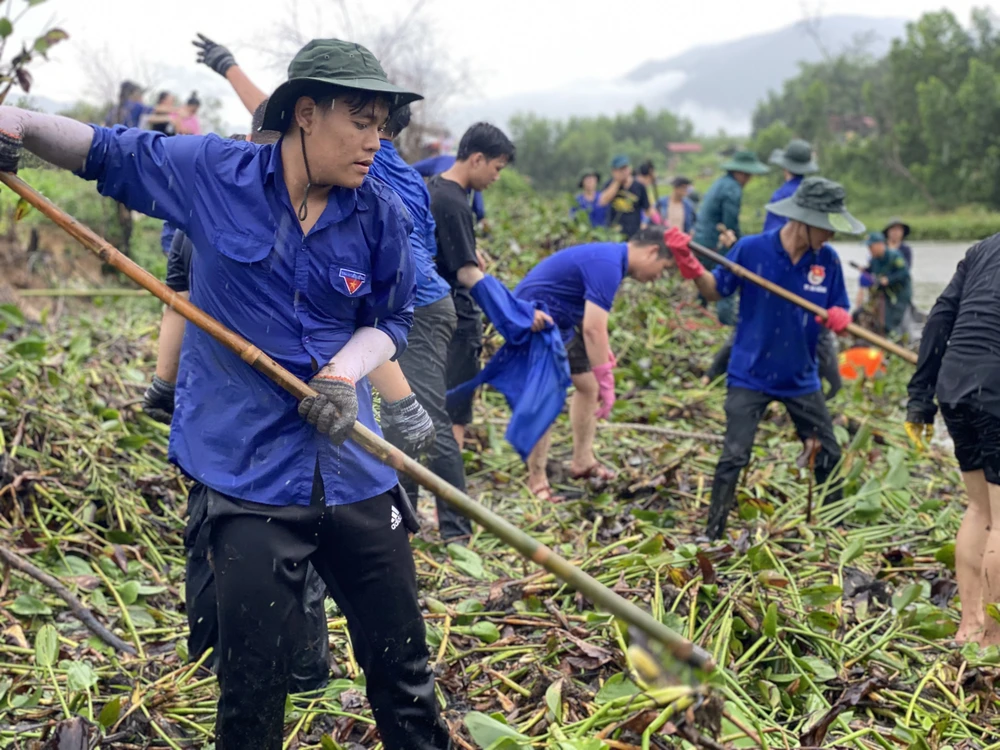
[267,137,360,230]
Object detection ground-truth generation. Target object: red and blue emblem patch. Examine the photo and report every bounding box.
[807,265,826,286]
[339,268,366,295]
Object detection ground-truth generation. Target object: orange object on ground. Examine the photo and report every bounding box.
[839,346,885,380]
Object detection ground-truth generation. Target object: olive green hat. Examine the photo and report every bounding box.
[720,149,769,175]
[260,39,423,132]
[769,138,819,175]
[765,176,865,234]
[882,217,911,239]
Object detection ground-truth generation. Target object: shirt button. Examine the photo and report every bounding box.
[304,336,312,343]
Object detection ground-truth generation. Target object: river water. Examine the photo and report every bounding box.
[832,240,974,311]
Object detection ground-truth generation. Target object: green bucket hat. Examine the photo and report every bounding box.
[260,39,423,132]
[578,167,600,188]
[882,217,911,238]
[765,176,865,234]
[720,149,769,175]
[865,231,887,246]
[769,138,819,175]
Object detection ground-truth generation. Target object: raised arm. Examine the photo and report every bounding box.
[193,34,268,115]
[597,177,620,207]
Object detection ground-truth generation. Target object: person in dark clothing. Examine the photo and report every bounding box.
[429,122,520,451]
[413,151,486,223]
[863,231,911,335]
[597,154,650,238]
[906,233,1000,646]
[883,217,914,269]
[667,177,863,539]
[1,38,452,749]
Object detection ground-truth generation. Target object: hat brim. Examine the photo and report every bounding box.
[768,153,820,175]
[721,160,770,175]
[882,220,911,238]
[260,76,424,132]
[765,196,866,234]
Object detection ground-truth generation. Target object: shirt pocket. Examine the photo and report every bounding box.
[318,262,374,321]
[212,229,273,272]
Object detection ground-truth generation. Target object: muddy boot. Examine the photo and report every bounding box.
[706,475,740,540]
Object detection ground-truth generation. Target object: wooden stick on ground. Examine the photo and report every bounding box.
[0,543,138,655]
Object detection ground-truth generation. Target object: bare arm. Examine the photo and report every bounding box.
[369,360,413,402]
[226,66,268,115]
[597,178,620,207]
[693,271,721,302]
[581,302,611,367]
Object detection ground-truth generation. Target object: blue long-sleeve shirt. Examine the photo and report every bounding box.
[763,175,803,232]
[412,154,486,222]
[78,126,415,507]
[370,140,451,308]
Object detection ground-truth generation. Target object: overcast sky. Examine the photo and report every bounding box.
[15,0,989,130]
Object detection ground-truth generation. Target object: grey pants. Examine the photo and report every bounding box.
[396,296,473,539]
[706,387,842,538]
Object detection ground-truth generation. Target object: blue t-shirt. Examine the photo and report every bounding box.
[572,193,609,227]
[714,230,849,397]
[370,140,451,308]
[763,176,802,232]
[514,242,628,340]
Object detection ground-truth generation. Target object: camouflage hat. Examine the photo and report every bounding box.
[260,39,423,132]
[765,176,865,234]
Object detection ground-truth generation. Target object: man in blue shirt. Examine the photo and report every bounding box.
[514,228,673,500]
[764,139,818,231]
[667,177,863,539]
[368,104,474,539]
[0,39,450,750]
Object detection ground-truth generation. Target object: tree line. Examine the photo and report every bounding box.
[752,7,1000,211]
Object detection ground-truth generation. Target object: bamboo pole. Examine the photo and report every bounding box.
[688,240,918,365]
[0,171,715,673]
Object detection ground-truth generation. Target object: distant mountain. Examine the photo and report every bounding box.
[448,15,906,137]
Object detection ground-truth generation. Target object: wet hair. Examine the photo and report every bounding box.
[638,160,656,176]
[249,98,280,144]
[456,122,516,164]
[187,91,201,108]
[631,227,669,257]
[382,104,411,139]
[156,91,173,104]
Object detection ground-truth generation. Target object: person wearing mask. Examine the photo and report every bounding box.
[691,150,769,326]
[906,233,1000,646]
[863,231,912,336]
[571,167,608,227]
[514,228,674,500]
[0,38,451,749]
[667,177,861,539]
[883,218,913,268]
[597,154,650,239]
[658,176,696,232]
[764,139,818,231]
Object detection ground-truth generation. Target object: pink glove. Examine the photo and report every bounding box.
[664,227,706,280]
[817,306,851,334]
[593,361,616,420]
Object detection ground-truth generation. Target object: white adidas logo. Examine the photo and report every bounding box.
[390,505,402,530]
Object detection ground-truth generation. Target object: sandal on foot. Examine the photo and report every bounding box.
[529,484,566,503]
[570,463,617,484]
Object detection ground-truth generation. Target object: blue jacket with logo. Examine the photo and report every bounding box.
[714,230,849,397]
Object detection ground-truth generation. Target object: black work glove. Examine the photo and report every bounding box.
[193,33,237,77]
[0,125,23,173]
[381,393,435,456]
[393,485,421,534]
[142,375,175,424]
[298,372,358,444]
